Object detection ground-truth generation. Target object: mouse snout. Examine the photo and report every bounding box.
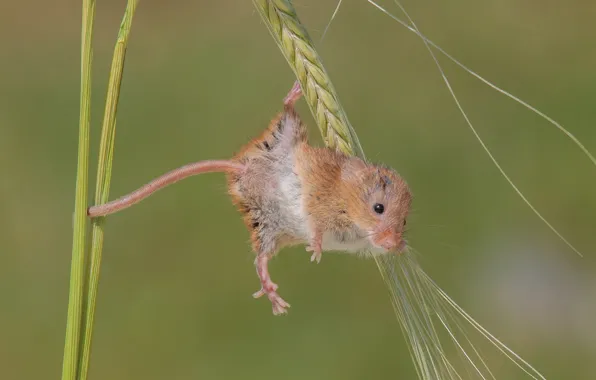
[373,229,405,253]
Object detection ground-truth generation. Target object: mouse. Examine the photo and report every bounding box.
[88,82,412,315]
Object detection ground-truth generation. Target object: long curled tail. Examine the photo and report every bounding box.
[87,160,244,217]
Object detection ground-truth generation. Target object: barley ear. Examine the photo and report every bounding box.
[252,0,365,158]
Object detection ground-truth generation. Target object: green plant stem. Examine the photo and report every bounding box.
[62,0,96,379]
[78,1,139,379]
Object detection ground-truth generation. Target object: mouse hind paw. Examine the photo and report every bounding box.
[253,252,291,315]
[254,288,291,315]
[284,81,302,107]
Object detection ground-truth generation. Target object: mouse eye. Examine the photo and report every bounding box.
[403,220,407,226]
[373,203,385,214]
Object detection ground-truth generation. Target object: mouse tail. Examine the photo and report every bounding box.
[87,160,244,217]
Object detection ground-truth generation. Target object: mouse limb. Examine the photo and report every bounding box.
[306,229,323,263]
[284,81,303,107]
[253,252,291,315]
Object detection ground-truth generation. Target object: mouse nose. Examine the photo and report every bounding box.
[376,230,404,252]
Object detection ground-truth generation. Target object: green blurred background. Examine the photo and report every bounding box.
[1,0,595,378]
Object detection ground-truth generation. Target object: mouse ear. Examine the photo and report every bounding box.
[341,156,369,182]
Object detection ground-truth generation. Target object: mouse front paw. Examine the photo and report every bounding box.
[305,245,322,263]
[306,230,323,264]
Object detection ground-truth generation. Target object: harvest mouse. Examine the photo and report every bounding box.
[88,82,412,315]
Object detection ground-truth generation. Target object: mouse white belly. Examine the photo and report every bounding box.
[277,167,309,238]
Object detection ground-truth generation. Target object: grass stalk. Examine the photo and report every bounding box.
[78,1,139,379]
[62,0,96,379]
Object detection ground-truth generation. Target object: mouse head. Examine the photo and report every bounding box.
[340,157,412,253]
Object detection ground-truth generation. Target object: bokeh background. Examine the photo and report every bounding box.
[1,0,595,378]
